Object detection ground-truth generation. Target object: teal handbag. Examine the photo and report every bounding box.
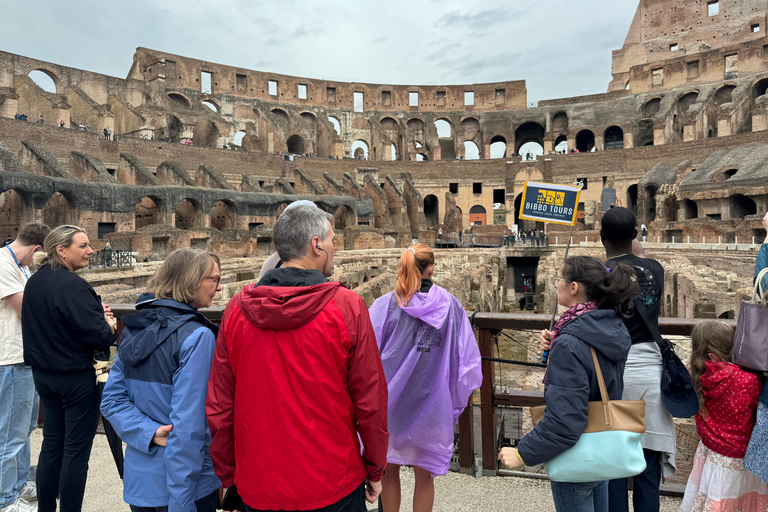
[530,347,647,482]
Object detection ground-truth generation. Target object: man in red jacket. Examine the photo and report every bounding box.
[207,204,388,511]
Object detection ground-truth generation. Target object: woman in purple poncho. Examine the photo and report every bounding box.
[369,244,482,512]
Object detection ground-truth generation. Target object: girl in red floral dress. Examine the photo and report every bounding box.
[682,321,767,512]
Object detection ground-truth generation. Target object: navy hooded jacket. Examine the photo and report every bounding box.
[517,309,632,466]
[100,295,221,511]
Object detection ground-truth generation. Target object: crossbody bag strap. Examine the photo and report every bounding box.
[633,298,664,345]
[590,346,613,429]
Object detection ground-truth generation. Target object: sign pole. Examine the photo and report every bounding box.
[548,221,576,332]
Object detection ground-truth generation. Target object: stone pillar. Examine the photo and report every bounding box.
[653,128,665,146]
[483,144,491,159]
[432,146,441,161]
[752,113,767,132]
[717,118,731,137]
[623,132,634,149]
[595,135,605,151]
[543,139,553,154]
[506,141,514,158]
[683,125,695,142]
[0,94,19,119]
[55,107,70,129]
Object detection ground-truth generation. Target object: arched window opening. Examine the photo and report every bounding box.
[554,135,568,153]
[165,115,182,142]
[174,199,200,230]
[28,70,57,93]
[469,205,487,226]
[490,135,507,159]
[135,197,163,229]
[435,119,452,138]
[211,200,236,231]
[753,78,768,100]
[518,141,544,161]
[681,199,698,219]
[328,117,341,135]
[677,92,699,114]
[463,141,480,160]
[43,192,74,228]
[424,195,439,228]
[380,117,398,131]
[714,85,736,107]
[167,93,191,109]
[515,122,545,155]
[435,119,455,160]
[575,130,595,152]
[729,194,757,218]
[334,205,354,230]
[0,190,30,239]
[389,143,397,161]
[352,140,368,160]
[644,185,657,223]
[552,113,568,133]
[636,120,655,146]
[604,126,624,150]
[232,130,246,147]
[287,134,305,154]
[626,185,638,215]
[202,101,218,112]
[642,98,662,118]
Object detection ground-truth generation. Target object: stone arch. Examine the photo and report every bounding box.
[388,143,398,161]
[677,91,699,114]
[514,122,545,154]
[0,189,33,239]
[713,168,739,182]
[274,202,290,219]
[463,141,480,160]
[554,135,568,153]
[434,118,452,137]
[167,93,191,109]
[434,118,455,160]
[287,134,305,154]
[300,112,317,133]
[352,117,368,130]
[271,108,289,123]
[406,118,425,132]
[753,78,768,100]
[575,129,595,152]
[604,126,624,150]
[328,116,341,135]
[714,85,736,106]
[211,200,237,231]
[469,205,487,226]
[174,198,202,230]
[232,130,246,147]
[352,140,369,160]
[681,198,698,219]
[489,135,507,158]
[662,195,677,222]
[43,191,75,228]
[729,194,757,218]
[514,167,544,183]
[201,99,220,112]
[380,117,398,131]
[642,97,662,118]
[461,117,480,139]
[333,205,354,230]
[424,194,439,228]
[28,69,59,93]
[135,196,165,229]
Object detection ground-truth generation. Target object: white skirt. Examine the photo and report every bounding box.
[681,441,768,512]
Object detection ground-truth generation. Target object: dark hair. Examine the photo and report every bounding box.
[561,256,639,316]
[601,207,637,245]
[16,223,50,247]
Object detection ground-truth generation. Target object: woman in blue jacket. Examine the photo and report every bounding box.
[500,256,638,512]
[100,249,223,512]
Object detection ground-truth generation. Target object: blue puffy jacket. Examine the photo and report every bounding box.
[100,295,221,511]
[517,309,631,466]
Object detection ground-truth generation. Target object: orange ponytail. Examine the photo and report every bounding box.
[395,244,435,307]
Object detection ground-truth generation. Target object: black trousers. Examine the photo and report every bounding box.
[242,482,365,512]
[129,489,217,512]
[33,368,100,512]
[608,449,662,512]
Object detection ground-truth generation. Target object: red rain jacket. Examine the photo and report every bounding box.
[206,274,388,510]
[696,357,762,459]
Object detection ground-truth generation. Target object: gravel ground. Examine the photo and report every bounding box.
[31,430,683,512]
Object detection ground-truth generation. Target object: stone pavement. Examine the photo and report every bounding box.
[31,430,684,512]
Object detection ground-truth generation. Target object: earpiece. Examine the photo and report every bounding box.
[316,244,322,251]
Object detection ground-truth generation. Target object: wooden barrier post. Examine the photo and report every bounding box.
[479,327,496,475]
[457,395,474,473]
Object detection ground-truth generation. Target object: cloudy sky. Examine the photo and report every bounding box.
[1,0,638,103]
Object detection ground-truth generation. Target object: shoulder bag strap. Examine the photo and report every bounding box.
[753,267,768,303]
[590,346,613,429]
[633,298,664,345]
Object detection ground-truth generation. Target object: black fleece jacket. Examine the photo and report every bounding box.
[22,264,118,372]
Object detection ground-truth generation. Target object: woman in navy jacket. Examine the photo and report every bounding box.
[100,249,223,512]
[500,256,638,512]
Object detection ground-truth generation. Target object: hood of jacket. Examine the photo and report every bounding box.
[700,357,736,400]
[240,267,341,330]
[400,285,451,329]
[118,293,217,366]
[557,309,631,363]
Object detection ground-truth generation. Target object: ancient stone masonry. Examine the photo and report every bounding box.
[6,1,768,251]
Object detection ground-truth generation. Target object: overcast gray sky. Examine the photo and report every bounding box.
[1,0,638,103]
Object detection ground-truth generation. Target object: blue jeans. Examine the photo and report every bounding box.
[608,449,662,512]
[0,364,39,507]
[551,480,608,512]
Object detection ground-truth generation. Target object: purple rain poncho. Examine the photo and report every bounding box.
[369,285,482,477]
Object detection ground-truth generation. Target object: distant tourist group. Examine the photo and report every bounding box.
[1,207,767,512]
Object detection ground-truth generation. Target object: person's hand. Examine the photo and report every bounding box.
[499,447,525,470]
[539,329,552,352]
[364,479,382,504]
[152,424,173,446]
[219,487,240,512]
[103,303,115,324]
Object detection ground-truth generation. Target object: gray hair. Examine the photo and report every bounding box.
[274,205,333,262]
[34,225,87,269]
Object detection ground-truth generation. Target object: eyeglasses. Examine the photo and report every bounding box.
[204,275,221,286]
[551,274,565,286]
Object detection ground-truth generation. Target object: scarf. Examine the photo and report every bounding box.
[543,301,599,383]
